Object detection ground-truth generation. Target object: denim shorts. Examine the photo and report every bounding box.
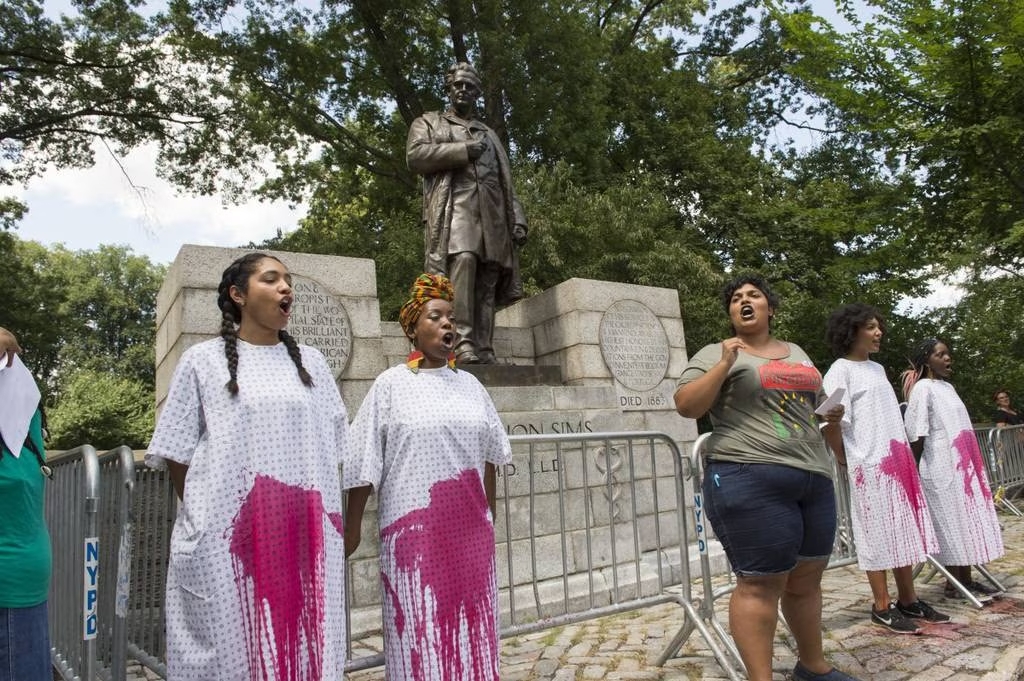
[703,461,836,576]
[0,601,50,681]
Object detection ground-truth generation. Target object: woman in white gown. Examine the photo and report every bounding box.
[903,338,1004,601]
[344,273,511,681]
[821,303,946,634]
[147,253,350,681]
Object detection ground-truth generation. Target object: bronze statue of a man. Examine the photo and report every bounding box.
[406,62,528,365]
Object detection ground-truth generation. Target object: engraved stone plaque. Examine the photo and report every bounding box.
[599,300,670,392]
[288,275,352,378]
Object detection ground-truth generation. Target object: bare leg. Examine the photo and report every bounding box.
[945,564,969,589]
[781,559,830,675]
[892,565,919,606]
[729,573,788,681]
[865,569,891,611]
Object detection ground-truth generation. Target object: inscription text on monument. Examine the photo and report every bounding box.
[288,275,352,378]
[598,299,672,410]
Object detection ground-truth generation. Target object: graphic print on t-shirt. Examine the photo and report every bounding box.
[759,359,822,440]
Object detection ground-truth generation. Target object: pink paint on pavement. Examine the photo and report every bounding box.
[381,468,498,680]
[230,474,339,681]
[952,430,993,501]
[878,440,929,537]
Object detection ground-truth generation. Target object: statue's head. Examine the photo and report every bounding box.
[445,62,481,115]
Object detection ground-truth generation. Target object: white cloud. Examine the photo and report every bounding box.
[13,142,305,264]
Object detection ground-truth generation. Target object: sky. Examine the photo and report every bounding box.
[13,142,303,266]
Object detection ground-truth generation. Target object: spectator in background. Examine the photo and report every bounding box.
[0,327,53,681]
[991,389,1022,427]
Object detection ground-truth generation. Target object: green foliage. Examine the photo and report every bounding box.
[772,0,1024,276]
[0,0,220,187]
[9,0,1024,431]
[0,235,163,447]
[929,277,1024,419]
[46,369,155,450]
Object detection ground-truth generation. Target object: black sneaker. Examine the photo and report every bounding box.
[944,583,993,603]
[792,660,862,681]
[968,580,1004,597]
[870,603,922,634]
[896,599,951,623]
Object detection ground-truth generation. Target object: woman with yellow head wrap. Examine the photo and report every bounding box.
[398,273,457,371]
[344,273,511,681]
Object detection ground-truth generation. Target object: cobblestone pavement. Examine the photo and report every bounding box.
[126,515,1024,680]
[348,515,1024,681]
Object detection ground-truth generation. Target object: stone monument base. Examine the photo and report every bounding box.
[459,363,563,386]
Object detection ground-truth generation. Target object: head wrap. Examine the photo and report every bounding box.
[399,273,455,337]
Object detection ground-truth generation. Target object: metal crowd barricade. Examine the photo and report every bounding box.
[659,433,865,680]
[495,430,710,655]
[53,431,762,678]
[124,462,175,678]
[986,424,1024,516]
[46,445,135,681]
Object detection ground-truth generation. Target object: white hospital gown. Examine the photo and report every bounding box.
[345,364,512,681]
[823,359,936,570]
[904,378,1004,565]
[146,338,349,681]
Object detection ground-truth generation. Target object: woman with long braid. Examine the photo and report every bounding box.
[902,339,1004,603]
[344,273,511,681]
[147,252,350,681]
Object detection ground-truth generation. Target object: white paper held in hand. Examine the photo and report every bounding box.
[814,387,845,416]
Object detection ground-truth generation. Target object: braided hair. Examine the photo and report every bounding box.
[216,252,313,396]
[901,337,941,400]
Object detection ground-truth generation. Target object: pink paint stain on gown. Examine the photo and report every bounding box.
[230,474,340,681]
[381,468,498,681]
[878,439,929,537]
[952,430,993,501]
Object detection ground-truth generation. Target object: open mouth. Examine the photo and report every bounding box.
[740,304,755,320]
[279,297,292,314]
[441,331,455,347]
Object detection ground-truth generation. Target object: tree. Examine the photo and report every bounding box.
[928,276,1024,419]
[1,0,222,222]
[46,369,155,450]
[771,0,1024,277]
[0,235,163,447]
[157,0,796,316]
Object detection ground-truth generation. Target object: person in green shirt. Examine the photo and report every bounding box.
[0,328,52,681]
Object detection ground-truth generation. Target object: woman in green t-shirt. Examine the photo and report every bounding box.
[0,327,52,681]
